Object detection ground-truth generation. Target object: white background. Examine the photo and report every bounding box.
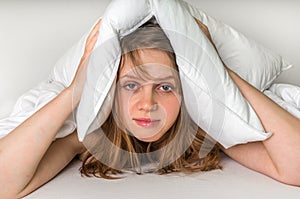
[0,0,299,119]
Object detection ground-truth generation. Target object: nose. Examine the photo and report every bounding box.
[137,85,158,112]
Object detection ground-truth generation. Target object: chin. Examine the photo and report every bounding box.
[135,134,162,143]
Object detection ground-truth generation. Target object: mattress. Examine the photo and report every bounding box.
[23,153,300,199]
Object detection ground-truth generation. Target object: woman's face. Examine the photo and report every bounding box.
[115,49,181,142]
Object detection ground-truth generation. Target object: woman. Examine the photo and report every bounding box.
[0,18,299,199]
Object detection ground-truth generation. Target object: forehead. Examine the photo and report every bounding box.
[119,49,176,77]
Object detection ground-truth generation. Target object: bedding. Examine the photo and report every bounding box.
[76,0,292,148]
[74,0,274,148]
[23,153,300,199]
[264,84,300,119]
[1,0,300,198]
[0,0,294,148]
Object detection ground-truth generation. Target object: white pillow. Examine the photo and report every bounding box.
[76,0,272,149]
[216,31,292,91]
[51,0,292,91]
[2,0,285,148]
[185,2,292,91]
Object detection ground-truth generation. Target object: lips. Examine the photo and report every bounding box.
[133,118,160,127]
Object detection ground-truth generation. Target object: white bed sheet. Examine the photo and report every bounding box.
[23,83,300,198]
[23,153,300,199]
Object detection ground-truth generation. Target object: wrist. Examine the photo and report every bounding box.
[64,85,81,108]
[67,131,85,154]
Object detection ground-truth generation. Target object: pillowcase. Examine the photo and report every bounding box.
[0,79,76,140]
[51,0,292,92]
[76,0,272,149]
[2,0,286,149]
[185,1,292,91]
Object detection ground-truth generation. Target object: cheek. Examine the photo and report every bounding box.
[161,96,181,121]
[118,92,135,117]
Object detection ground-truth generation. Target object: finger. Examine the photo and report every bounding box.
[194,18,212,40]
[94,19,102,29]
[87,19,102,41]
[194,18,205,31]
[85,19,101,50]
[82,19,101,60]
[85,31,99,52]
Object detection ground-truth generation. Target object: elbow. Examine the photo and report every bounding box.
[278,174,300,187]
[3,193,28,199]
[0,193,17,199]
[0,186,15,199]
[0,190,27,199]
[0,188,27,199]
[275,168,300,186]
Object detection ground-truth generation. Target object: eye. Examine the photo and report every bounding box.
[124,83,139,91]
[158,84,173,92]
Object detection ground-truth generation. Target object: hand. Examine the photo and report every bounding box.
[194,18,213,44]
[194,18,229,69]
[68,19,101,105]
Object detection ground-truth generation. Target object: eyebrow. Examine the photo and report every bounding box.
[121,74,176,82]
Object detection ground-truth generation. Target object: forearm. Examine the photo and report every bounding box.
[17,132,83,198]
[194,17,300,185]
[0,88,76,197]
[226,68,300,184]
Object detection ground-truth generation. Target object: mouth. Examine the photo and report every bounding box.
[133,118,160,127]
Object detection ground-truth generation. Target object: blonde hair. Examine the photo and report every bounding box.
[80,20,221,179]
